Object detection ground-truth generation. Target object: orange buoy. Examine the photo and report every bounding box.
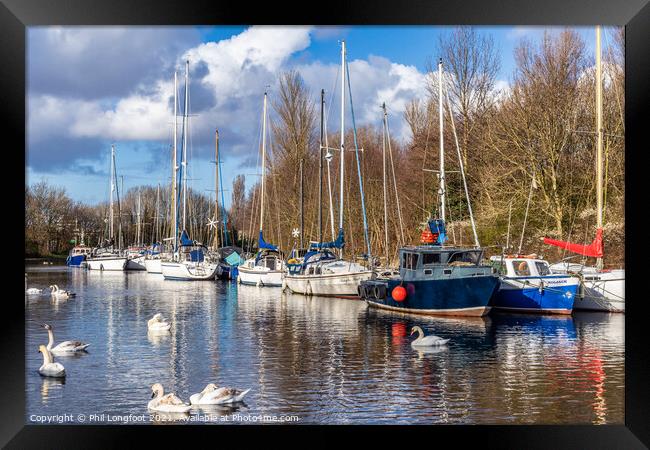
[392,285,407,302]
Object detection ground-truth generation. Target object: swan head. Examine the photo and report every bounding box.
[202,383,218,394]
[49,285,55,292]
[410,326,423,336]
[152,313,164,321]
[151,383,164,398]
[38,344,48,354]
[41,323,53,331]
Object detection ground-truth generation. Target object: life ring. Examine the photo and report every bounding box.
[518,261,528,272]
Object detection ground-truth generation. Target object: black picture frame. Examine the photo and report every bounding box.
[3,0,649,447]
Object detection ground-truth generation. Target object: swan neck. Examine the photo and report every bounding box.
[41,349,53,365]
[46,329,54,350]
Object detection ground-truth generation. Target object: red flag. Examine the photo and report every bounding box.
[543,228,604,258]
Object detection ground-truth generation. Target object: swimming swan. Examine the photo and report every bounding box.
[49,285,75,300]
[42,323,89,353]
[410,326,450,347]
[38,344,66,378]
[147,313,171,332]
[189,383,251,405]
[148,383,191,413]
[26,288,42,295]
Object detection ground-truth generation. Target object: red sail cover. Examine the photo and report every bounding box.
[543,228,604,258]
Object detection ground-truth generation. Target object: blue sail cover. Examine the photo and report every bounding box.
[310,228,345,250]
[180,229,194,246]
[258,230,277,251]
[428,219,447,245]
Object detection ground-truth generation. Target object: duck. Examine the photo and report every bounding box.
[148,383,191,413]
[38,344,66,378]
[410,326,450,347]
[26,288,42,295]
[147,313,171,332]
[49,285,75,300]
[42,323,89,353]
[189,383,251,405]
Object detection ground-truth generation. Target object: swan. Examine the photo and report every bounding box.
[49,285,75,300]
[26,288,42,295]
[148,383,191,413]
[147,313,171,332]
[189,383,251,405]
[410,326,450,347]
[42,323,89,353]
[38,344,66,378]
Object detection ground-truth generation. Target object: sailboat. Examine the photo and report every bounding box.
[161,60,219,281]
[125,191,147,270]
[86,145,128,271]
[544,27,625,312]
[360,58,500,316]
[283,41,372,298]
[237,91,286,287]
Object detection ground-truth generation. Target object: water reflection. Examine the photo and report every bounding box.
[25,266,624,425]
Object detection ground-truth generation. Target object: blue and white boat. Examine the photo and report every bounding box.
[361,220,500,317]
[66,245,91,267]
[490,255,579,315]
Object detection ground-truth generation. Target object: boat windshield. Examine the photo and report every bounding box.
[535,261,551,276]
[448,250,482,266]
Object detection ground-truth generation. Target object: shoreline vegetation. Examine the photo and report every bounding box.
[25,28,624,268]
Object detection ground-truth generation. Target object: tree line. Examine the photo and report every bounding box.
[26,28,624,268]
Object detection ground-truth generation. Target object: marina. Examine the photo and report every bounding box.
[25,264,624,424]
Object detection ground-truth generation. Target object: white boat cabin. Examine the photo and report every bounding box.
[490,255,552,278]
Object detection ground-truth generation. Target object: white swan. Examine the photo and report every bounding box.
[42,323,89,353]
[49,285,75,300]
[148,383,191,413]
[410,326,450,347]
[26,288,42,295]
[147,313,171,332]
[189,383,251,405]
[38,344,66,378]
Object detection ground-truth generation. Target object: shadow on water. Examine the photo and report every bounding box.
[25,266,624,425]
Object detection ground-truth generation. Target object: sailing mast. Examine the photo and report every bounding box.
[382,103,389,264]
[339,40,346,258]
[182,60,189,232]
[214,129,220,249]
[438,58,446,222]
[109,145,115,245]
[172,71,178,252]
[318,89,324,245]
[299,158,304,250]
[154,184,160,246]
[259,92,268,243]
[595,26,604,270]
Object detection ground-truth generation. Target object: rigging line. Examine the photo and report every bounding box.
[445,86,480,247]
[345,58,372,261]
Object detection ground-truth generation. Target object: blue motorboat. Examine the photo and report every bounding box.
[489,255,579,314]
[360,219,500,317]
[66,245,91,267]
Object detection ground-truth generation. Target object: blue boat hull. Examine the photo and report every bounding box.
[491,278,577,314]
[66,254,86,267]
[363,275,500,317]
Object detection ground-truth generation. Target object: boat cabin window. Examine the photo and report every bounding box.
[535,261,550,276]
[513,260,531,276]
[422,253,441,265]
[265,257,277,270]
[448,251,481,266]
[402,252,419,270]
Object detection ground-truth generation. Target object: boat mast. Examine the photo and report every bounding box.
[172,71,178,251]
[155,184,160,246]
[318,88,324,245]
[438,58,446,222]
[259,91,268,239]
[109,145,115,244]
[382,102,389,264]
[214,128,220,249]
[136,191,141,245]
[339,40,346,258]
[595,26,604,270]
[182,60,189,232]
[299,157,304,250]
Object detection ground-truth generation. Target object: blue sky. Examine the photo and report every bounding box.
[26,25,618,207]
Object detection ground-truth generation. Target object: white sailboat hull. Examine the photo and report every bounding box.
[237,266,284,287]
[86,256,128,271]
[144,258,162,274]
[161,261,218,281]
[549,264,624,312]
[284,270,372,298]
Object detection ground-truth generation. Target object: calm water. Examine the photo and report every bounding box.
[25,265,624,425]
